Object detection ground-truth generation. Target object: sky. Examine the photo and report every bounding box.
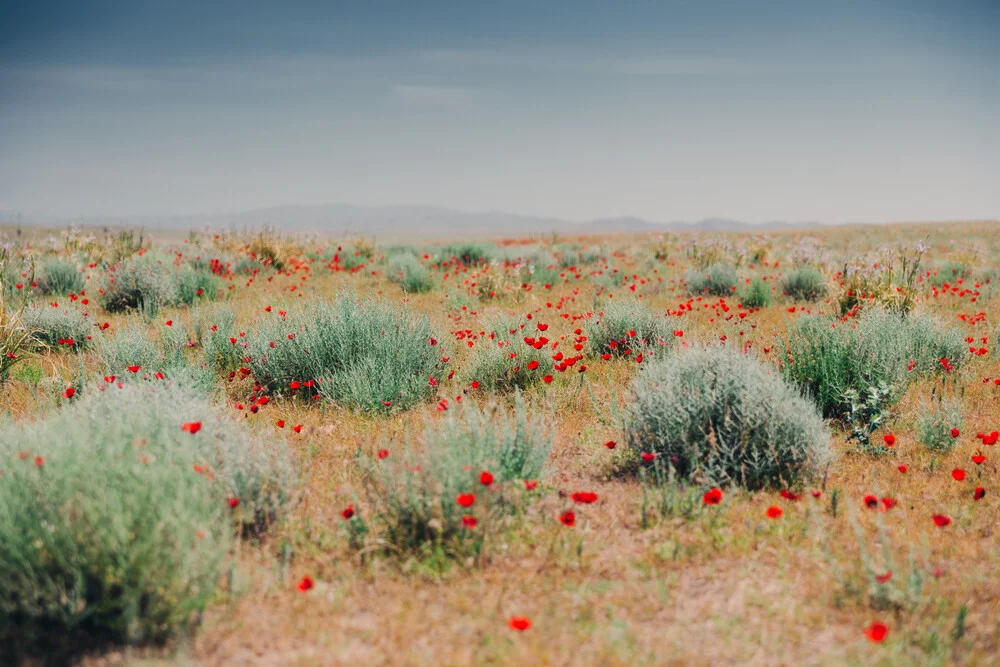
[1,0,998,224]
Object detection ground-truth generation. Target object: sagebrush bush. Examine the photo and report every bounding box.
[100,259,179,315]
[626,347,831,490]
[782,266,828,301]
[589,299,673,358]
[195,304,244,373]
[685,262,738,296]
[35,258,86,295]
[782,309,966,419]
[741,277,771,309]
[436,242,498,266]
[0,377,297,661]
[388,253,435,293]
[246,294,447,411]
[23,304,92,350]
[463,336,550,392]
[176,267,220,305]
[360,394,551,555]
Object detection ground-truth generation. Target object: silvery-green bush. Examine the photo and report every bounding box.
[685,262,739,297]
[23,304,92,350]
[246,294,448,411]
[782,266,828,301]
[782,308,966,419]
[626,347,831,490]
[589,299,674,358]
[0,376,297,661]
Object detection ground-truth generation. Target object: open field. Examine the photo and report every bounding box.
[2,221,999,666]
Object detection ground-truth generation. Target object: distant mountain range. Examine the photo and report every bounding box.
[3,204,826,239]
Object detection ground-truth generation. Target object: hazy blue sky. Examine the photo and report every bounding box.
[1,0,997,223]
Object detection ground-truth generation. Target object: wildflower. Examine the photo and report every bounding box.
[932,514,952,527]
[951,468,966,481]
[898,465,908,474]
[342,504,355,519]
[509,616,532,631]
[973,487,986,501]
[765,506,783,519]
[875,571,892,584]
[456,493,476,508]
[951,428,961,438]
[127,365,141,373]
[703,488,723,505]
[479,471,494,486]
[377,449,390,459]
[559,510,576,527]
[542,375,554,383]
[462,515,478,529]
[181,421,202,434]
[604,440,616,449]
[882,433,896,447]
[524,480,538,491]
[297,576,314,592]
[571,491,598,504]
[641,452,656,463]
[62,387,76,399]
[227,497,240,508]
[863,495,879,509]
[864,621,889,643]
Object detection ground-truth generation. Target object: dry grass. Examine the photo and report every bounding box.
[4,221,999,665]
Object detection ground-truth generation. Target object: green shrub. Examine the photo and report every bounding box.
[100,259,179,315]
[626,347,831,490]
[782,266,828,301]
[685,262,738,297]
[195,305,244,374]
[35,258,86,295]
[360,394,551,556]
[436,242,498,267]
[176,268,220,306]
[782,309,966,419]
[462,336,550,392]
[916,395,964,453]
[0,377,296,661]
[246,294,447,411]
[741,277,772,309]
[22,304,92,350]
[589,299,673,358]
[388,253,435,293]
[929,260,970,287]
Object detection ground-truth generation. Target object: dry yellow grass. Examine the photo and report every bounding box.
[4,221,1000,666]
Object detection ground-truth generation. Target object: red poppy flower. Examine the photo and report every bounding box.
[703,488,723,505]
[951,428,961,438]
[341,504,355,519]
[127,365,141,373]
[527,360,540,370]
[898,465,908,474]
[524,480,538,491]
[559,510,576,527]
[293,424,303,433]
[571,491,598,504]
[542,375,554,383]
[972,453,985,465]
[276,420,285,428]
[864,621,889,643]
[509,616,532,631]
[863,495,879,509]
[765,506,783,519]
[973,487,986,501]
[62,387,76,399]
[479,471,494,486]
[875,571,892,584]
[604,440,616,449]
[456,493,475,507]
[780,489,801,501]
[297,575,314,592]
[882,434,896,447]
[181,422,202,434]
[641,452,656,463]
[227,497,240,508]
[462,515,478,529]
[881,497,898,510]
[932,514,952,527]
[34,456,44,468]
[951,468,966,481]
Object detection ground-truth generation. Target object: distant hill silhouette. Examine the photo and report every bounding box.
[4,204,824,239]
